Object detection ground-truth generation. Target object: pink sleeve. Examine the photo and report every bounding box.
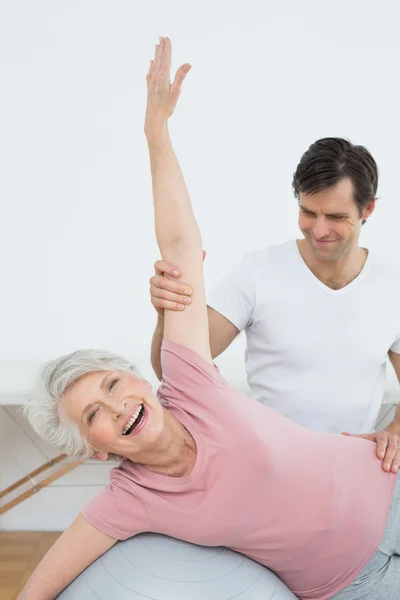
[157,340,225,411]
[81,480,152,540]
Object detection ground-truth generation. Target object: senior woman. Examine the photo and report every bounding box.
[19,38,400,600]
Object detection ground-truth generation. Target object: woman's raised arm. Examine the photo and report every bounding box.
[144,37,212,364]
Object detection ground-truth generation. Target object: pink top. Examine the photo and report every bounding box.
[82,340,396,600]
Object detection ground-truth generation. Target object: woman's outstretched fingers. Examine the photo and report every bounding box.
[155,39,162,70]
[145,36,191,129]
[170,62,192,100]
[161,37,171,75]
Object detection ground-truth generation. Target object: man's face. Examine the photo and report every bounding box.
[298,177,375,261]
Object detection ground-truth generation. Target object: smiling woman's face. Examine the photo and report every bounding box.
[62,370,165,461]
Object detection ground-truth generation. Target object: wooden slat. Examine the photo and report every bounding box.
[0,460,85,515]
[0,454,67,499]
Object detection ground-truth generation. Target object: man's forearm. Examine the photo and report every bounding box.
[387,402,400,433]
[145,124,202,252]
[151,315,164,381]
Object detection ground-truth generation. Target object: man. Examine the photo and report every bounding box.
[149,137,400,472]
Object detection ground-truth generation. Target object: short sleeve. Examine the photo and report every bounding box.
[81,479,151,540]
[157,340,225,411]
[207,254,256,332]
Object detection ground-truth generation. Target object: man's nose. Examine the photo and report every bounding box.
[312,218,330,239]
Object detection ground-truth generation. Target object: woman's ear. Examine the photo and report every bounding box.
[93,451,109,462]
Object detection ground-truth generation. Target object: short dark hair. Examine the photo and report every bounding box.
[292,137,378,224]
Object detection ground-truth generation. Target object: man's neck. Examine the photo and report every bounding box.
[296,239,368,290]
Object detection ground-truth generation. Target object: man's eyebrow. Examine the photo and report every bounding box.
[81,373,109,424]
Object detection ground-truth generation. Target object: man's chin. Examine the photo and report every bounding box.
[309,241,343,261]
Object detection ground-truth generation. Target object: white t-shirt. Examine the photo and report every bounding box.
[207,239,400,433]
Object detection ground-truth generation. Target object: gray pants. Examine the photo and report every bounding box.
[330,474,400,600]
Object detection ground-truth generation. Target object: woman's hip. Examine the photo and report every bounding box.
[330,473,400,600]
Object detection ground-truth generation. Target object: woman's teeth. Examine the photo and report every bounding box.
[122,405,143,435]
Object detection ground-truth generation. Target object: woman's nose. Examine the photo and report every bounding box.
[111,399,128,419]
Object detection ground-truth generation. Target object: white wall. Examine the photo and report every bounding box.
[1,0,400,529]
[1,0,400,362]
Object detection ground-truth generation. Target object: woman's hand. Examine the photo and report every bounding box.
[149,251,206,317]
[144,37,191,134]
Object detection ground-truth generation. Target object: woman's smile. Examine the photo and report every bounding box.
[122,404,147,436]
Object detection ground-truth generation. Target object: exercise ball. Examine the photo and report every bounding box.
[56,533,297,599]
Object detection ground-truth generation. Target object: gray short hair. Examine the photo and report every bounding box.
[22,349,143,460]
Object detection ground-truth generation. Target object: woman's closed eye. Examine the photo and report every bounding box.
[87,379,119,424]
[88,407,99,424]
[109,378,119,391]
